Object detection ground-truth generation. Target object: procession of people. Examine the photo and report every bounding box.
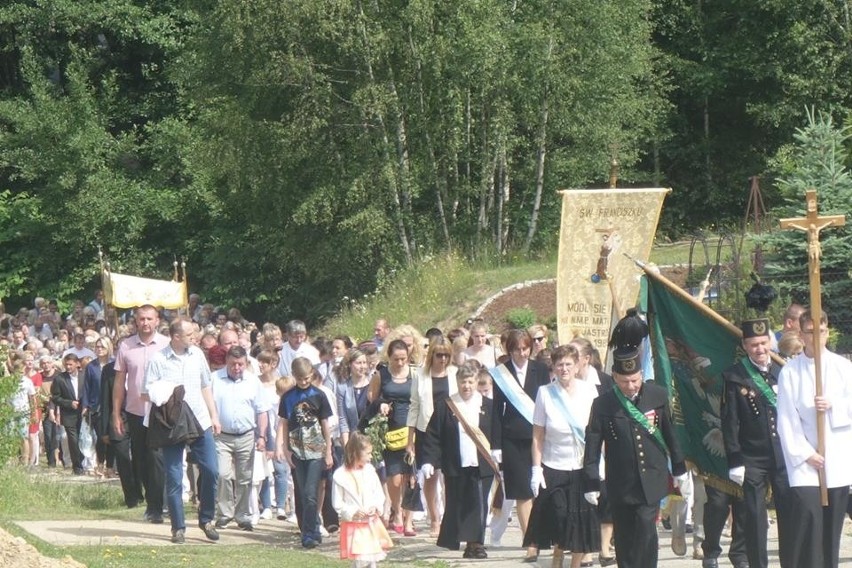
[3,291,851,568]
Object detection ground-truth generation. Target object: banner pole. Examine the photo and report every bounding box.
[628,254,786,367]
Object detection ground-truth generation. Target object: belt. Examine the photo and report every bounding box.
[221,430,253,437]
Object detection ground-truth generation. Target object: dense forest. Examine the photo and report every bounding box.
[1,0,851,323]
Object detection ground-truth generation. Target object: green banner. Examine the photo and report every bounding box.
[645,275,741,494]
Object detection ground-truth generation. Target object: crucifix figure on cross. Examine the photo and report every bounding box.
[779,191,844,274]
[779,188,845,506]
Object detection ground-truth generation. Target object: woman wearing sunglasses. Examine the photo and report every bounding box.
[406,336,457,537]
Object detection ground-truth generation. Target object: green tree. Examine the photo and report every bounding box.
[0,1,207,305]
[651,0,852,235]
[762,109,852,347]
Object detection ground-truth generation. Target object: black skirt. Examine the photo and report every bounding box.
[437,467,492,550]
[502,437,534,500]
[384,447,408,477]
[523,466,601,552]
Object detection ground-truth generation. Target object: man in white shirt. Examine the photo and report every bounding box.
[278,320,320,376]
[777,310,852,568]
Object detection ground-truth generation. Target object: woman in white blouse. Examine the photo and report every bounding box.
[525,344,601,568]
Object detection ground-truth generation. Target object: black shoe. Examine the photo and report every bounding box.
[701,559,719,568]
[200,521,220,541]
[144,511,164,524]
[171,529,185,544]
[685,523,694,534]
[599,557,617,567]
[237,522,254,531]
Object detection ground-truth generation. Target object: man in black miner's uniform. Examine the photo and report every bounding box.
[721,318,791,568]
[583,347,687,568]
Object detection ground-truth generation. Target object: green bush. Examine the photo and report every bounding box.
[0,351,23,465]
[505,308,537,330]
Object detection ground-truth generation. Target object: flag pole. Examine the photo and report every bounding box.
[626,254,785,366]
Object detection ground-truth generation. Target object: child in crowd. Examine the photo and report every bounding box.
[275,357,334,549]
[333,432,392,568]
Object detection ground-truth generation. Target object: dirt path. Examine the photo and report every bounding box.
[0,526,85,568]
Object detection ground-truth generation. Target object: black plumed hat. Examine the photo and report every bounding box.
[609,308,648,351]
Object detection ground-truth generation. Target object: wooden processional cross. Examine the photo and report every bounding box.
[779,189,846,506]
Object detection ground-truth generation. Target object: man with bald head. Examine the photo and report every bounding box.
[112,305,170,523]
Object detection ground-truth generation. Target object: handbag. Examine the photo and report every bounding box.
[384,427,408,451]
[339,517,393,559]
[79,416,95,460]
[401,457,424,512]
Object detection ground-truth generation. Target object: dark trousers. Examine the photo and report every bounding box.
[63,417,84,473]
[43,418,60,466]
[127,412,164,516]
[90,412,112,467]
[742,462,792,568]
[291,456,324,544]
[109,411,143,508]
[788,486,849,568]
[611,502,658,568]
[702,485,747,564]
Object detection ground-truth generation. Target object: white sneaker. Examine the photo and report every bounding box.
[319,525,330,537]
[286,513,298,524]
[259,508,272,520]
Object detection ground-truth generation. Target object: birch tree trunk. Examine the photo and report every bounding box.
[356,0,412,264]
[408,28,451,247]
[522,85,549,254]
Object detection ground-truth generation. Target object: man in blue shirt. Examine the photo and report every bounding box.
[212,346,269,530]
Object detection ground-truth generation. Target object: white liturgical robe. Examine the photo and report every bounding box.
[777,349,852,488]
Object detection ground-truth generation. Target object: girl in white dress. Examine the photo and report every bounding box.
[333,432,393,567]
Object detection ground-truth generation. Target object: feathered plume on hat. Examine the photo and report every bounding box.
[608,307,649,351]
[745,273,777,314]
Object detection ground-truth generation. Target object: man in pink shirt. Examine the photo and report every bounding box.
[112,304,170,523]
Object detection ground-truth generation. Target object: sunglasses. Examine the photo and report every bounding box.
[434,352,451,359]
[533,336,545,342]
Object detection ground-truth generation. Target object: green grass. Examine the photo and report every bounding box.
[1,519,343,568]
[318,251,557,340]
[316,236,747,340]
[0,466,448,568]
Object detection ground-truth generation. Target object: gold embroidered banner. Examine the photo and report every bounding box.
[556,188,670,364]
[104,271,188,310]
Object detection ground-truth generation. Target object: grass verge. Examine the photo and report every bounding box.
[0,466,446,568]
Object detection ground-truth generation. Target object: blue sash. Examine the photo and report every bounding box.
[489,363,535,425]
[546,383,586,446]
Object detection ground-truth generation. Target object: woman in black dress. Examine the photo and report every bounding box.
[490,329,551,561]
[368,339,415,535]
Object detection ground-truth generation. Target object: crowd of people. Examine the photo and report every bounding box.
[3,294,851,568]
